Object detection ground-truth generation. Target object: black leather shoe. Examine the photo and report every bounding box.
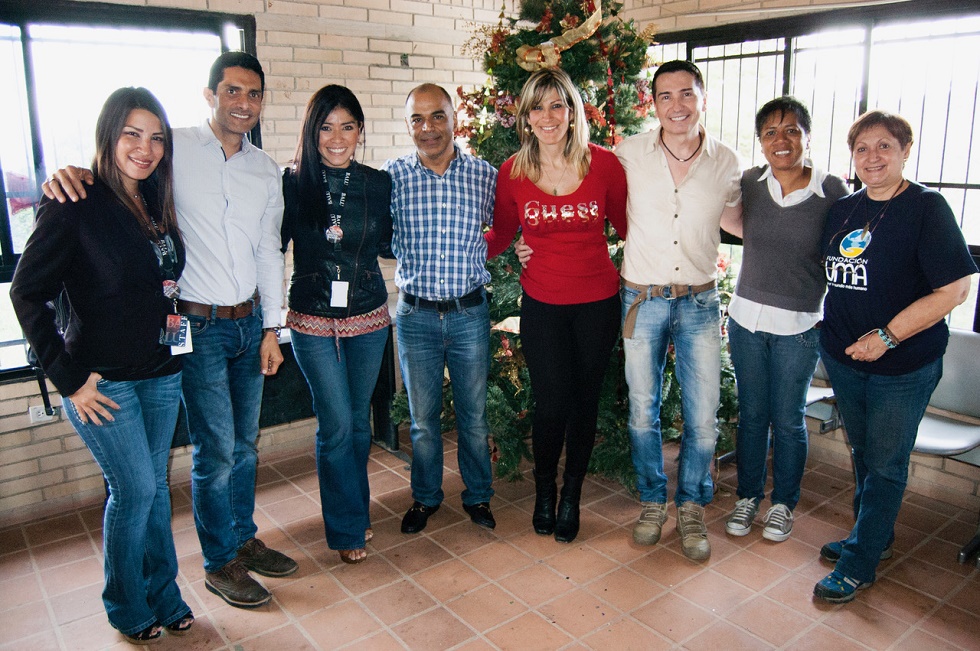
[401,501,440,534]
[463,502,496,529]
[532,471,557,535]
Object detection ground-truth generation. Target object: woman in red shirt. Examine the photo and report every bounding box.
[485,67,627,543]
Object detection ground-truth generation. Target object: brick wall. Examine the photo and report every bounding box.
[2,0,978,526]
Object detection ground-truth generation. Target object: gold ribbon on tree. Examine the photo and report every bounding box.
[515,5,602,72]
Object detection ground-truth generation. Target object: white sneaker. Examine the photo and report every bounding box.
[762,504,794,542]
[725,497,760,537]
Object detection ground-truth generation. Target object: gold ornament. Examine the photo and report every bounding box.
[515,5,602,72]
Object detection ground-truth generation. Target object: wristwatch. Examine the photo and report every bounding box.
[263,326,282,340]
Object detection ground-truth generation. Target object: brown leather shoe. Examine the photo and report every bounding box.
[205,559,271,608]
[236,538,298,577]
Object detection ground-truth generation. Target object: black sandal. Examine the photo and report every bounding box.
[165,613,194,636]
[124,622,163,645]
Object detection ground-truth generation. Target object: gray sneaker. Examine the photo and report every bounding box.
[676,502,710,561]
[725,497,760,537]
[762,504,794,542]
[205,558,271,608]
[633,502,668,545]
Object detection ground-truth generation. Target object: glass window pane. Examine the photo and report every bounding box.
[1,24,36,255]
[0,282,27,369]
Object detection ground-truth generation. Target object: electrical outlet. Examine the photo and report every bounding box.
[29,405,57,423]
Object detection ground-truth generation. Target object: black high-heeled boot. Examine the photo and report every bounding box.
[554,474,583,543]
[532,470,557,535]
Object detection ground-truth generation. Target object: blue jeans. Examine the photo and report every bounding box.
[820,348,942,583]
[64,373,190,635]
[291,327,388,550]
[728,318,820,510]
[182,312,264,573]
[622,284,721,506]
[395,292,493,507]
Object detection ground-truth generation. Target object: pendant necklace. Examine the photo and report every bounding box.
[861,179,906,238]
[660,129,703,163]
[543,159,570,195]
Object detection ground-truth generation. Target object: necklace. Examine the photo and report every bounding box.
[861,179,906,238]
[660,129,703,163]
[541,158,570,195]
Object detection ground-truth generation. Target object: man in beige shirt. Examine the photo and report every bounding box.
[615,60,742,561]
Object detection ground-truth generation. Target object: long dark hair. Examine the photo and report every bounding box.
[291,84,365,214]
[91,87,178,239]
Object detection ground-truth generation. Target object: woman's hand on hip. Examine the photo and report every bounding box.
[845,331,888,363]
[69,373,120,425]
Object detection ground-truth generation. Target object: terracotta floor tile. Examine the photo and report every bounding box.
[758,574,824,621]
[859,576,940,623]
[253,479,305,507]
[414,558,486,602]
[584,567,663,612]
[547,544,619,585]
[282,514,325,547]
[802,501,856,532]
[274,571,348,617]
[908,537,976,576]
[210,601,291,643]
[583,492,639,527]
[58,612,122,651]
[0,572,43,612]
[503,528,568,560]
[360,578,436,626]
[585,529,653,565]
[270,454,317,479]
[462,540,534,580]
[0,629,60,651]
[727,595,816,646]
[329,554,403,596]
[384,536,452,575]
[427,521,495,557]
[631,592,717,642]
[498,563,575,606]
[713,548,790,591]
[368,468,412,496]
[0,527,26,554]
[946,575,980,616]
[24,513,88,547]
[390,605,476,650]
[259,494,321,527]
[445,584,525,632]
[822,599,908,648]
[339,630,407,651]
[897,500,955,534]
[38,556,103,597]
[747,535,820,570]
[299,600,382,648]
[0,548,34,581]
[488,504,531,539]
[884,556,963,599]
[628,545,699,589]
[783,623,869,651]
[890,628,964,651]
[537,587,619,638]
[2,600,56,644]
[789,513,850,550]
[581,616,673,651]
[48,582,104,625]
[673,569,755,616]
[485,612,573,650]
[918,603,980,649]
[683,619,773,650]
[235,623,317,650]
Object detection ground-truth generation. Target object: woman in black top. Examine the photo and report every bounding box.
[11,87,193,643]
[281,85,393,565]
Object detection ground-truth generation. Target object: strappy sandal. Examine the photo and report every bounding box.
[124,622,163,645]
[338,548,367,564]
[165,613,194,636]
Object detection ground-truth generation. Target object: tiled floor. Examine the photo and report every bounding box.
[2,434,978,650]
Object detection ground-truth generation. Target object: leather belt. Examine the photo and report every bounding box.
[401,288,484,313]
[621,279,716,339]
[177,293,260,320]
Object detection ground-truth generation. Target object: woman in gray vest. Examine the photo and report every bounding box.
[723,97,849,543]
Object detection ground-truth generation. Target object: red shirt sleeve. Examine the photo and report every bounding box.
[597,146,628,239]
[485,157,520,259]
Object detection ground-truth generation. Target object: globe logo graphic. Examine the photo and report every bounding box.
[839,229,871,258]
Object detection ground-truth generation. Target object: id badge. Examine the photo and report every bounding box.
[160,314,193,355]
[330,281,349,308]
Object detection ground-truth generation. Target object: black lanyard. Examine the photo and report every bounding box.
[322,168,351,252]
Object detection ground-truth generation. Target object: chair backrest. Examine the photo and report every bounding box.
[929,329,980,419]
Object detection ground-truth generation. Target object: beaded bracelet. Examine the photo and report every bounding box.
[876,327,899,349]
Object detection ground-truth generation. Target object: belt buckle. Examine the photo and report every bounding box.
[659,285,673,300]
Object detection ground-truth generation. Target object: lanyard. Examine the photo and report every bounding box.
[322,168,351,252]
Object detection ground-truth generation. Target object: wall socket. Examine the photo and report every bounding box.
[29,405,58,423]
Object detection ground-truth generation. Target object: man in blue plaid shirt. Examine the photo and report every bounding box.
[385,84,498,534]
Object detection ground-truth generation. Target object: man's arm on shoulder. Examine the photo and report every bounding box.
[41,166,94,203]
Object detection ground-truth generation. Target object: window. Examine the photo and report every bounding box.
[0,1,255,371]
[651,0,980,330]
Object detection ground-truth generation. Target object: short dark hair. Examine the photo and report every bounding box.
[652,60,705,96]
[847,109,914,152]
[208,51,265,92]
[755,96,812,139]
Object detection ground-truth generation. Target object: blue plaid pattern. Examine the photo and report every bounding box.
[384,146,497,300]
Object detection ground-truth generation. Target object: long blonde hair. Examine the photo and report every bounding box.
[511,68,590,182]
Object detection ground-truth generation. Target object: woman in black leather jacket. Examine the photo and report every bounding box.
[281,85,393,564]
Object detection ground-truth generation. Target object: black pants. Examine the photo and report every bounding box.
[519,292,621,480]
